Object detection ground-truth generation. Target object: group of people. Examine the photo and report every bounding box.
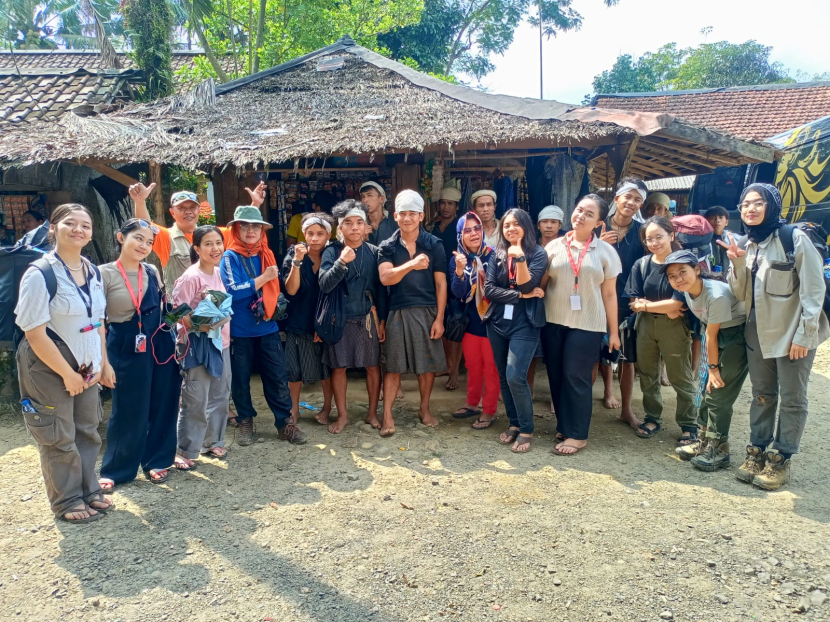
[14,175,824,524]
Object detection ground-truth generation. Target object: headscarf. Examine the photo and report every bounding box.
[538,205,564,222]
[615,181,647,202]
[395,189,424,213]
[226,223,280,321]
[440,185,462,203]
[456,211,493,319]
[740,183,783,243]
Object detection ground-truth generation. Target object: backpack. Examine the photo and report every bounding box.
[777,222,830,317]
[672,214,714,259]
[31,257,102,301]
[314,242,349,345]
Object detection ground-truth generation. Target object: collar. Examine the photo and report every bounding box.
[567,233,599,250]
[756,231,777,248]
[394,227,434,249]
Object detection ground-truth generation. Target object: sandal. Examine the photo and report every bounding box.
[471,417,497,430]
[88,495,115,514]
[677,429,699,446]
[174,457,196,471]
[144,468,169,484]
[98,478,115,491]
[636,421,661,439]
[511,434,532,453]
[206,447,227,459]
[498,428,520,445]
[453,406,482,419]
[59,506,102,524]
[551,442,584,456]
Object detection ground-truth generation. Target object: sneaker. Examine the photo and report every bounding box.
[736,445,766,483]
[676,438,706,461]
[237,417,254,446]
[278,422,308,445]
[691,440,730,472]
[752,452,790,490]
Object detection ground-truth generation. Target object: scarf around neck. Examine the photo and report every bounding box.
[456,211,493,318]
[226,223,280,321]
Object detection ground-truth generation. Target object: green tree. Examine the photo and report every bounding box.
[123,0,175,100]
[0,0,122,49]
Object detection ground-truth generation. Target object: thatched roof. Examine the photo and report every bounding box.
[0,36,776,180]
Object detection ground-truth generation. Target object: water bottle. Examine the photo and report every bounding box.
[20,398,36,414]
[824,258,830,280]
[713,265,723,274]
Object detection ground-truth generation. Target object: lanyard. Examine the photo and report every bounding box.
[54,254,92,324]
[116,259,144,332]
[507,257,517,288]
[566,232,592,290]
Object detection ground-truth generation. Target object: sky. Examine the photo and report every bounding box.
[468,0,830,105]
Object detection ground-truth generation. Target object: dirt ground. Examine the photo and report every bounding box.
[1,343,829,622]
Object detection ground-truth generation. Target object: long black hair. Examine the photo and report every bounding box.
[496,208,537,258]
[190,225,223,264]
[116,218,156,251]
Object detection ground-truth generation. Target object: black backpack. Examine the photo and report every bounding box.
[314,242,349,345]
[777,222,830,317]
[31,257,102,301]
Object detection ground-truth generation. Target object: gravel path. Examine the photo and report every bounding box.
[1,345,829,621]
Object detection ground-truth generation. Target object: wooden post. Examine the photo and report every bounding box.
[149,161,164,220]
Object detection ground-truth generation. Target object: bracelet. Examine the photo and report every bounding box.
[644,301,648,312]
[708,363,720,369]
[292,259,303,267]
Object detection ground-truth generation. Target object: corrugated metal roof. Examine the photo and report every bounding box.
[645,175,696,191]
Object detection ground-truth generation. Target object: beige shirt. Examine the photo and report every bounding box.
[544,234,621,333]
[101,262,160,323]
[483,219,500,249]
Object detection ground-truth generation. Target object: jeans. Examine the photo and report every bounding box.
[487,326,537,434]
[231,332,293,430]
[745,314,815,454]
[542,323,604,441]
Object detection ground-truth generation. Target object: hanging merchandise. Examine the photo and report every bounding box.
[517,175,529,212]
[544,154,586,222]
[494,174,514,219]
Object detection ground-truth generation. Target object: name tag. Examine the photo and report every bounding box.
[570,295,582,311]
[503,304,514,320]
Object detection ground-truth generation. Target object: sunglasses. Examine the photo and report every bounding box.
[137,219,160,234]
[463,225,483,235]
[171,191,198,203]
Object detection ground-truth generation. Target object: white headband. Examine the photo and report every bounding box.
[395,189,424,213]
[301,216,332,235]
[338,207,368,225]
[359,181,386,199]
[615,182,647,202]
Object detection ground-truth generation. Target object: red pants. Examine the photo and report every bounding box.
[462,333,500,416]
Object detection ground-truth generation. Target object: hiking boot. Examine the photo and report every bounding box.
[736,445,766,483]
[237,417,254,446]
[691,440,730,472]
[676,438,707,461]
[752,452,790,490]
[278,422,308,445]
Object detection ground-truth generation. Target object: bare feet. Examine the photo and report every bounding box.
[603,392,621,409]
[660,371,671,387]
[549,400,555,415]
[365,415,381,429]
[445,374,459,391]
[419,408,439,427]
[328,416,349,434]
[379,387,404,401]
[315,409,331,425]
[619,410,642,430]
[380,419,396,437]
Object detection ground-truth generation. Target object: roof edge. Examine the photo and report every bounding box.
[592,81,830,102]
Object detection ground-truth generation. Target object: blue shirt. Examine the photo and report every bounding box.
[220,251,279,338]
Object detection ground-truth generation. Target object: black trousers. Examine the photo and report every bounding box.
[542,322,604,441]
[230,331,293,429]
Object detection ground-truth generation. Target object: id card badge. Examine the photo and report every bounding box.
[503,304,514,320]
[570,295,582,311]
[135,333,147,353]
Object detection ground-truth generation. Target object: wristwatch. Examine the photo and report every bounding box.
[514,255,527,263]
[708,363,720,369]
[292,259,303,267]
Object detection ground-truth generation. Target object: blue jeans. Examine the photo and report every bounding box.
[230,332,293,430]
[487,326,538,434]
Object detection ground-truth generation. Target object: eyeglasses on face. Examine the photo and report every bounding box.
[239,222,263,231]
[463,225,483,235]
[738,200,767,212]
[644,234,668,245]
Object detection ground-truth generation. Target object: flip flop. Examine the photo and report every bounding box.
[551,443,584,456]
[98,478,115,491]
[453,406,482,419]
[174,459,196,471]
[471,417,497,430]
[144,468,169,484]
[636,422,661,439]
[498,429,520,445]
[59,509,102,524]
[87,496,115,514]
[202,447,227,459]
[511,435,532,453]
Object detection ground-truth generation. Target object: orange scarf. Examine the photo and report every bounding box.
[225,224,280,321]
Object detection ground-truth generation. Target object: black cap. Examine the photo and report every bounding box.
[659,250,700,273]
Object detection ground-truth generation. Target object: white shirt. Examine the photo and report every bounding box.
[15,253,107,372]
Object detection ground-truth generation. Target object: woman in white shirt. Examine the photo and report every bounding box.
[15,203,115,524]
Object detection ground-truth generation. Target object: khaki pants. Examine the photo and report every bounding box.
[697,324,749,441]
[635,313,697,430]
[16,338,103,517]
[177,348,231,459]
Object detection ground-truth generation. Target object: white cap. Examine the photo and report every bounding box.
[395,189,425,213]
[359,181,386,199]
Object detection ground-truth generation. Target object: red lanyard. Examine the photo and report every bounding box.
[507,257,517,287]
[116,259,144,331]
[566,232,592,290]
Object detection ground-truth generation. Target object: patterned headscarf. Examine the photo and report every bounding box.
[456,211,493,319]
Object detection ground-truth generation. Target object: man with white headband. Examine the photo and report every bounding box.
[360,181,398,246]
[471,189,500,248]
[318,200,389,433]
[433,183,463,392]
[537,205,565,247]
[595,177,648,430]
[378,189,448,436]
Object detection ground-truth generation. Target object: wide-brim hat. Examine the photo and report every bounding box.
[227,205,273,230]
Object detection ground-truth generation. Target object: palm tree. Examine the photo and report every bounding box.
[0,0,122,49]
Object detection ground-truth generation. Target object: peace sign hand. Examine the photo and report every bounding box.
[716,231,746,260]
[599,221,617,244]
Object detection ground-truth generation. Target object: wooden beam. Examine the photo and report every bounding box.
[629,155,684,177]
[657,122,775,163]
[636,143,718,173]
[148,161,164,220]
[639,136,738,167]
[82,161,139,188]
[605,136,640,180]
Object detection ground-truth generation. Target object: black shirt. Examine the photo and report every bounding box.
[378,229,447,311]
[368,212,399,247]
[598,218,646,304]
[625,255,685,303]
[483,246,548,339]
[319,242,388,321]
[280,246,322,335]
[432,218,459,262]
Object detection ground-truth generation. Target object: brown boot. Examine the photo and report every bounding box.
[237,417,254,446]
[736,445,766,483]
[278,422,308,445]
[676,438,706,461]
[752,452,790,490]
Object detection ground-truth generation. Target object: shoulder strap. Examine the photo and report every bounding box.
[778,225,796,258]
[31,258,57,301]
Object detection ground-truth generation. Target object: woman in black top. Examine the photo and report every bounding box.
[483,209,547,453]
[625,216,697,444]
[283,213,334,425]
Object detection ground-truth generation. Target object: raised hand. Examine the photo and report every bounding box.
[294,243,308,262]
[262,265,280,281]
[520,287,545,299]
[453,251,467,276]
[339,245,356,264]
[129,182,156,202]
[411,253,430,270]
[599,221,617,244]
[716,231,745,260]
[245,181,267,207]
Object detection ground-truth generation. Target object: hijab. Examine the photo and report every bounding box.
[226,223,280,321]
[741,183,784,243]
[456,211,493,319]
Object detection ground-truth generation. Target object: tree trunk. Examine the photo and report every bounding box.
[252,0,266,73]
[181,0,230,82]
[226,0,240,76]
